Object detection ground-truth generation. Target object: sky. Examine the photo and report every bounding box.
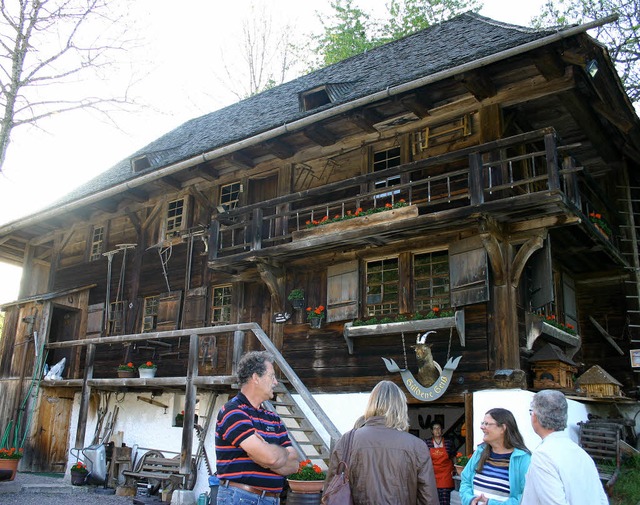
[0,0,550,304]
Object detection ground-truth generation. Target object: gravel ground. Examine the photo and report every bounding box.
[0,472,137,505]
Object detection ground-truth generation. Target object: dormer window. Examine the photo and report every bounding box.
[300,86,331,112]
[131,155,151,172]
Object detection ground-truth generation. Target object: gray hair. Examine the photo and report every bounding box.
[531,389,567,431]
[237,351,275,386]
[364,380,409,431]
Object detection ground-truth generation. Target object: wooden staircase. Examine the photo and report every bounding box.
[265,382,332,469]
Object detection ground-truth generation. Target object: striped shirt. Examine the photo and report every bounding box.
[215,392,292,493]
[472,450,511,500]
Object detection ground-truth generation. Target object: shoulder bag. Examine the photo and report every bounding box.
[321,428,357,505]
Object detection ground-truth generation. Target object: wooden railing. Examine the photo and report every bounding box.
[45,323,342,473]
[209,128,604,258]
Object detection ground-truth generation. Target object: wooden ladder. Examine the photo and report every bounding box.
[265,382,332,469]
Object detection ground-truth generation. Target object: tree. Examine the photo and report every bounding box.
[0,0,136,172]
[533,0,640,103]
[219,3,300,100]
[312,0,481,68]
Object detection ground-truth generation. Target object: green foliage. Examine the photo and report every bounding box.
[311,0,481,68]
[611,454,640,504]
[532,0,640,102]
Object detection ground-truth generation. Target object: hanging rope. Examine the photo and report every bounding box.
[446,326,453,361]
[401,331,408,370]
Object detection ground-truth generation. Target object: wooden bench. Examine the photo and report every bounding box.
[123,451,193,494]
[578,420,623,493]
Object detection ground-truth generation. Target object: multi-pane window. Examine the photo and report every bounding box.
[414,251,450,312]
[142,295,160,333]
[211,284,232,325]
[166,199,184,238]
[89,226,105,261]
[220,182,241,211]
[365,258,399,316]
[373,147,402,199]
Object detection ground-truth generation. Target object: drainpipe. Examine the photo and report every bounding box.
[0,15,617,237]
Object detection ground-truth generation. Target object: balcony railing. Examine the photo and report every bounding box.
[208,128,616,258]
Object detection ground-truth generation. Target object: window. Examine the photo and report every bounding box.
[211,284,232,325]
[366,258,399,316]
[300,86,331,111]
[414,251,450,311]
[220,182,241,211]
[373,147,402,199]
[89,226,105,261]
[166,198,184,238]
[142,295,160,333]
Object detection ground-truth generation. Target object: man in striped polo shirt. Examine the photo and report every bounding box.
[215,351,300,504]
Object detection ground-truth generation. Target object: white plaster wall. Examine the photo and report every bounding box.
[471,389,592,452]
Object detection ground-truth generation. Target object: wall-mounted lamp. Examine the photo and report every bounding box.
[586,59,598,78]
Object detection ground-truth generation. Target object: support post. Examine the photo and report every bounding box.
[75,343,95,448]
[181,333,199,479]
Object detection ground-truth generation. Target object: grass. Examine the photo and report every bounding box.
[610,454,640,505]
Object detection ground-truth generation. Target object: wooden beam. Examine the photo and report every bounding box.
[180,333,198,476]
[187,166,218,182]
[263,138,295,160]
[122,187,148,203]
[158,175,182,190]
[399,93,433,118]
[91,200,119,214]
[531,48,566,80]
[456,69,496,101]
[75,343,95,448]
[303,125,337,147]
[228,152,256,170]
[254,258,285,311]
[347,109,382,133]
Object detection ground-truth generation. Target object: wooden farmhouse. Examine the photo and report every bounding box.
[1,12,640,495]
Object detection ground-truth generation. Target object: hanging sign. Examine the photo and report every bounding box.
[382,355,462,402]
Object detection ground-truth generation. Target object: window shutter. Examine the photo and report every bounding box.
[156,291,183,331]
[449,236,489,307]
[529,241,553,310]
[183,286,208,328]
[87,303,104,338]
[562,274,577,328]
[327,260,359,322]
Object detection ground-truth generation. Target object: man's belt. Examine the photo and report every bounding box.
[220,479,280,498]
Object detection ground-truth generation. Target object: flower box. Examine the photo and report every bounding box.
[292,205,418,241]
[342,309,465,354]
[525,312,580,351]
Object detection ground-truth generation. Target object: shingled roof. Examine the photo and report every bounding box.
[56,13,557,207]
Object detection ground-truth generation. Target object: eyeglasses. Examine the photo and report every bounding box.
[480,422,498,427]
[529,409,534,415]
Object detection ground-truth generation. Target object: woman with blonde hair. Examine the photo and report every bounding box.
[324,380,438,504]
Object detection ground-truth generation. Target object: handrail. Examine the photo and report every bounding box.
[45,322,343,447]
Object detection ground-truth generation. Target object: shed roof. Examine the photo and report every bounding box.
[577,365,623,386]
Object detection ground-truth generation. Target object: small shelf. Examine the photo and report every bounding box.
[342,309,465,354]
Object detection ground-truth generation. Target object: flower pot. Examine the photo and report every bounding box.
[117,370,135,378]
[0,458,19,481]
[454,464,465,476]
[138,367,157,378]
[308,317,323,329]
[71,470,88,486]
[287,479,325,494]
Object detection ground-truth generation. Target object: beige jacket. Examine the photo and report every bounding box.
[325,416,439,505]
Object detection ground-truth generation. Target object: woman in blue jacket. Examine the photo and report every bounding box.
[459,408,531,505]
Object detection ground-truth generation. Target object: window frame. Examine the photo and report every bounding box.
[210,284,233,325]
[88,224,107,262]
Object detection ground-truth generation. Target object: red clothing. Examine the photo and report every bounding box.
[426,438,454,489]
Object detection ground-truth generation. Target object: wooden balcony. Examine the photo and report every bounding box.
[207,128,625,271]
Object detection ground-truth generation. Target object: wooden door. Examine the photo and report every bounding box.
[30,388,73,473]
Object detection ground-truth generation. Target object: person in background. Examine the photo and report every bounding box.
[324,380,439,504]
[459,408,531,505]
[521,390,608,505]
[215,351,299,505]
[426,421,456,505]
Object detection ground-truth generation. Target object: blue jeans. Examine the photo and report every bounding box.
[216,485,280,505]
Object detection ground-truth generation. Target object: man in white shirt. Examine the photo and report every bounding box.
[521,389,608,505]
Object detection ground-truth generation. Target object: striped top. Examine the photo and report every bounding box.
[215,392,292,493]
[472,450,512,500]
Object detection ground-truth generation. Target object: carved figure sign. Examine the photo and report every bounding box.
[382,355,462,402]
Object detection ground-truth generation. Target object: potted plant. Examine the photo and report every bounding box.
[454,452,471,475]
[70,460,89,485]
[175,410,184,427]
[306,305,326,329]
[287,459,326,494]
[117,362,136,378]
[138,360,157,378]
[287,289,305,309]
[0,447,23,481]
